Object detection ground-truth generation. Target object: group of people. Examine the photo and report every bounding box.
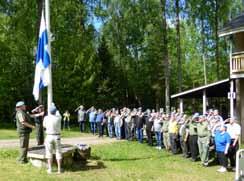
[14,101,241,174]
[76,105,241,173]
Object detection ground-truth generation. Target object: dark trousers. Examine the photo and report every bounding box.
[217,151,228,168]
[170,133,178,154]
[146,129,153,146]
[137,128,143,143]
[35,123,44,145]
[228,139,239,167]
[97,122,105,137]
[189,135,198,160]
[90,122,96,134]
[79,121,85,132]
[63,120,70,130]
[18,133,30,163]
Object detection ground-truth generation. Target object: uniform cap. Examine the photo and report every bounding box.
[16,101,25,108]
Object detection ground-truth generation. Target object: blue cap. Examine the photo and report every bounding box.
[16,101,25,107]
[49,105,57,114]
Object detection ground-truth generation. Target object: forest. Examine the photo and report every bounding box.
[0,0,243,121]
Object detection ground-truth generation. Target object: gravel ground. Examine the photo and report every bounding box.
[0,135,120,148]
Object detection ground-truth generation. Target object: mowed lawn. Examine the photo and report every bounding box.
[0,141,234,181]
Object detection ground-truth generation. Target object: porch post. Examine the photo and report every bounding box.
[203,89,207,114]
[179,98,183,113]
[230,80,234,118]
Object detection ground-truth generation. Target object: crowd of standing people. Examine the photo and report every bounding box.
[75,105,241,173]
[14,100,241,174]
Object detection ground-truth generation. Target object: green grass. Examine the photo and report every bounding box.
[0,141,234,181]
[0,126,88,140]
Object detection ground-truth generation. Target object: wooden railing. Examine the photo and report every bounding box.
[231,52,244,74]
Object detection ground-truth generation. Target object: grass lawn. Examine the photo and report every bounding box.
[0,141,234,181]
[0,124,89,140]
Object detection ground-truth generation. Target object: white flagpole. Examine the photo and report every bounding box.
[45,0,53,114]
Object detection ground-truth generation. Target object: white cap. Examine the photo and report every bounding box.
[16,101,25,108]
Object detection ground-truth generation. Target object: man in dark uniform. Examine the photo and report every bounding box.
[188,113,199,161]
[15,101,35,164]
[135,108,144,143]
[145,109,153,146]
[31,105,45,145]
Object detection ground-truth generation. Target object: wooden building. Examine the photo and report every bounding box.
[171,13,244,141]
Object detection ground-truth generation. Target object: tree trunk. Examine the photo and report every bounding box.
[36,0,43,38]
[176,0,182,93]
[201,14,207,85]
[215,0,219,80]
[160,0,170,114]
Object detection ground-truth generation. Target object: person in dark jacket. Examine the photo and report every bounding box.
[145,109,153,146]
[135,109,145,143]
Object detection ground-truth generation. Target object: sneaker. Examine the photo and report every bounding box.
[203,162,208,167]
[47,169,52,174]
[217,167,227,173]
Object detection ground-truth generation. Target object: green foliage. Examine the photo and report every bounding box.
[0,0,243,120]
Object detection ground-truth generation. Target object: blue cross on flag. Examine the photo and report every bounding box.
[33,11,51,101]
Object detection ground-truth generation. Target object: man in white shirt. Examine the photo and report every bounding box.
[226,116,241,169]
[43,105,62,174]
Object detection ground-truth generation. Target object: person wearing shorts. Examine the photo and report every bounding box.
[43,105,62,174]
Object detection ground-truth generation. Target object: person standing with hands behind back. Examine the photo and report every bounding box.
[15,101,36,164]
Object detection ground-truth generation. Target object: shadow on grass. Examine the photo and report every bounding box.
[90,153,172,162]
[101,156,154,162]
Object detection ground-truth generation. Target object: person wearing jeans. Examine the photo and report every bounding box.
[88,107,96,135]
[107,111,114,138]
[135,110,144,143]
[96,109,104,137]
[114,111,122,139]
[154,113,163,149]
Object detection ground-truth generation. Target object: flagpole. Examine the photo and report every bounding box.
[45,0,53,114]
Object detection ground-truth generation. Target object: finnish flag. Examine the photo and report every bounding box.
[33,11,51,101]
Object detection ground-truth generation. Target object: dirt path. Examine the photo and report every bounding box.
[0,136,119,148]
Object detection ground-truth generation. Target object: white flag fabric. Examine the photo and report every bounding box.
[33,11,51,101]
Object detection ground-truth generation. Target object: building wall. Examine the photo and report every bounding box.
[234,33,244,53]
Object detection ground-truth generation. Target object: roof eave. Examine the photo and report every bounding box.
[171,79,230,99]
[219,27,244,37]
